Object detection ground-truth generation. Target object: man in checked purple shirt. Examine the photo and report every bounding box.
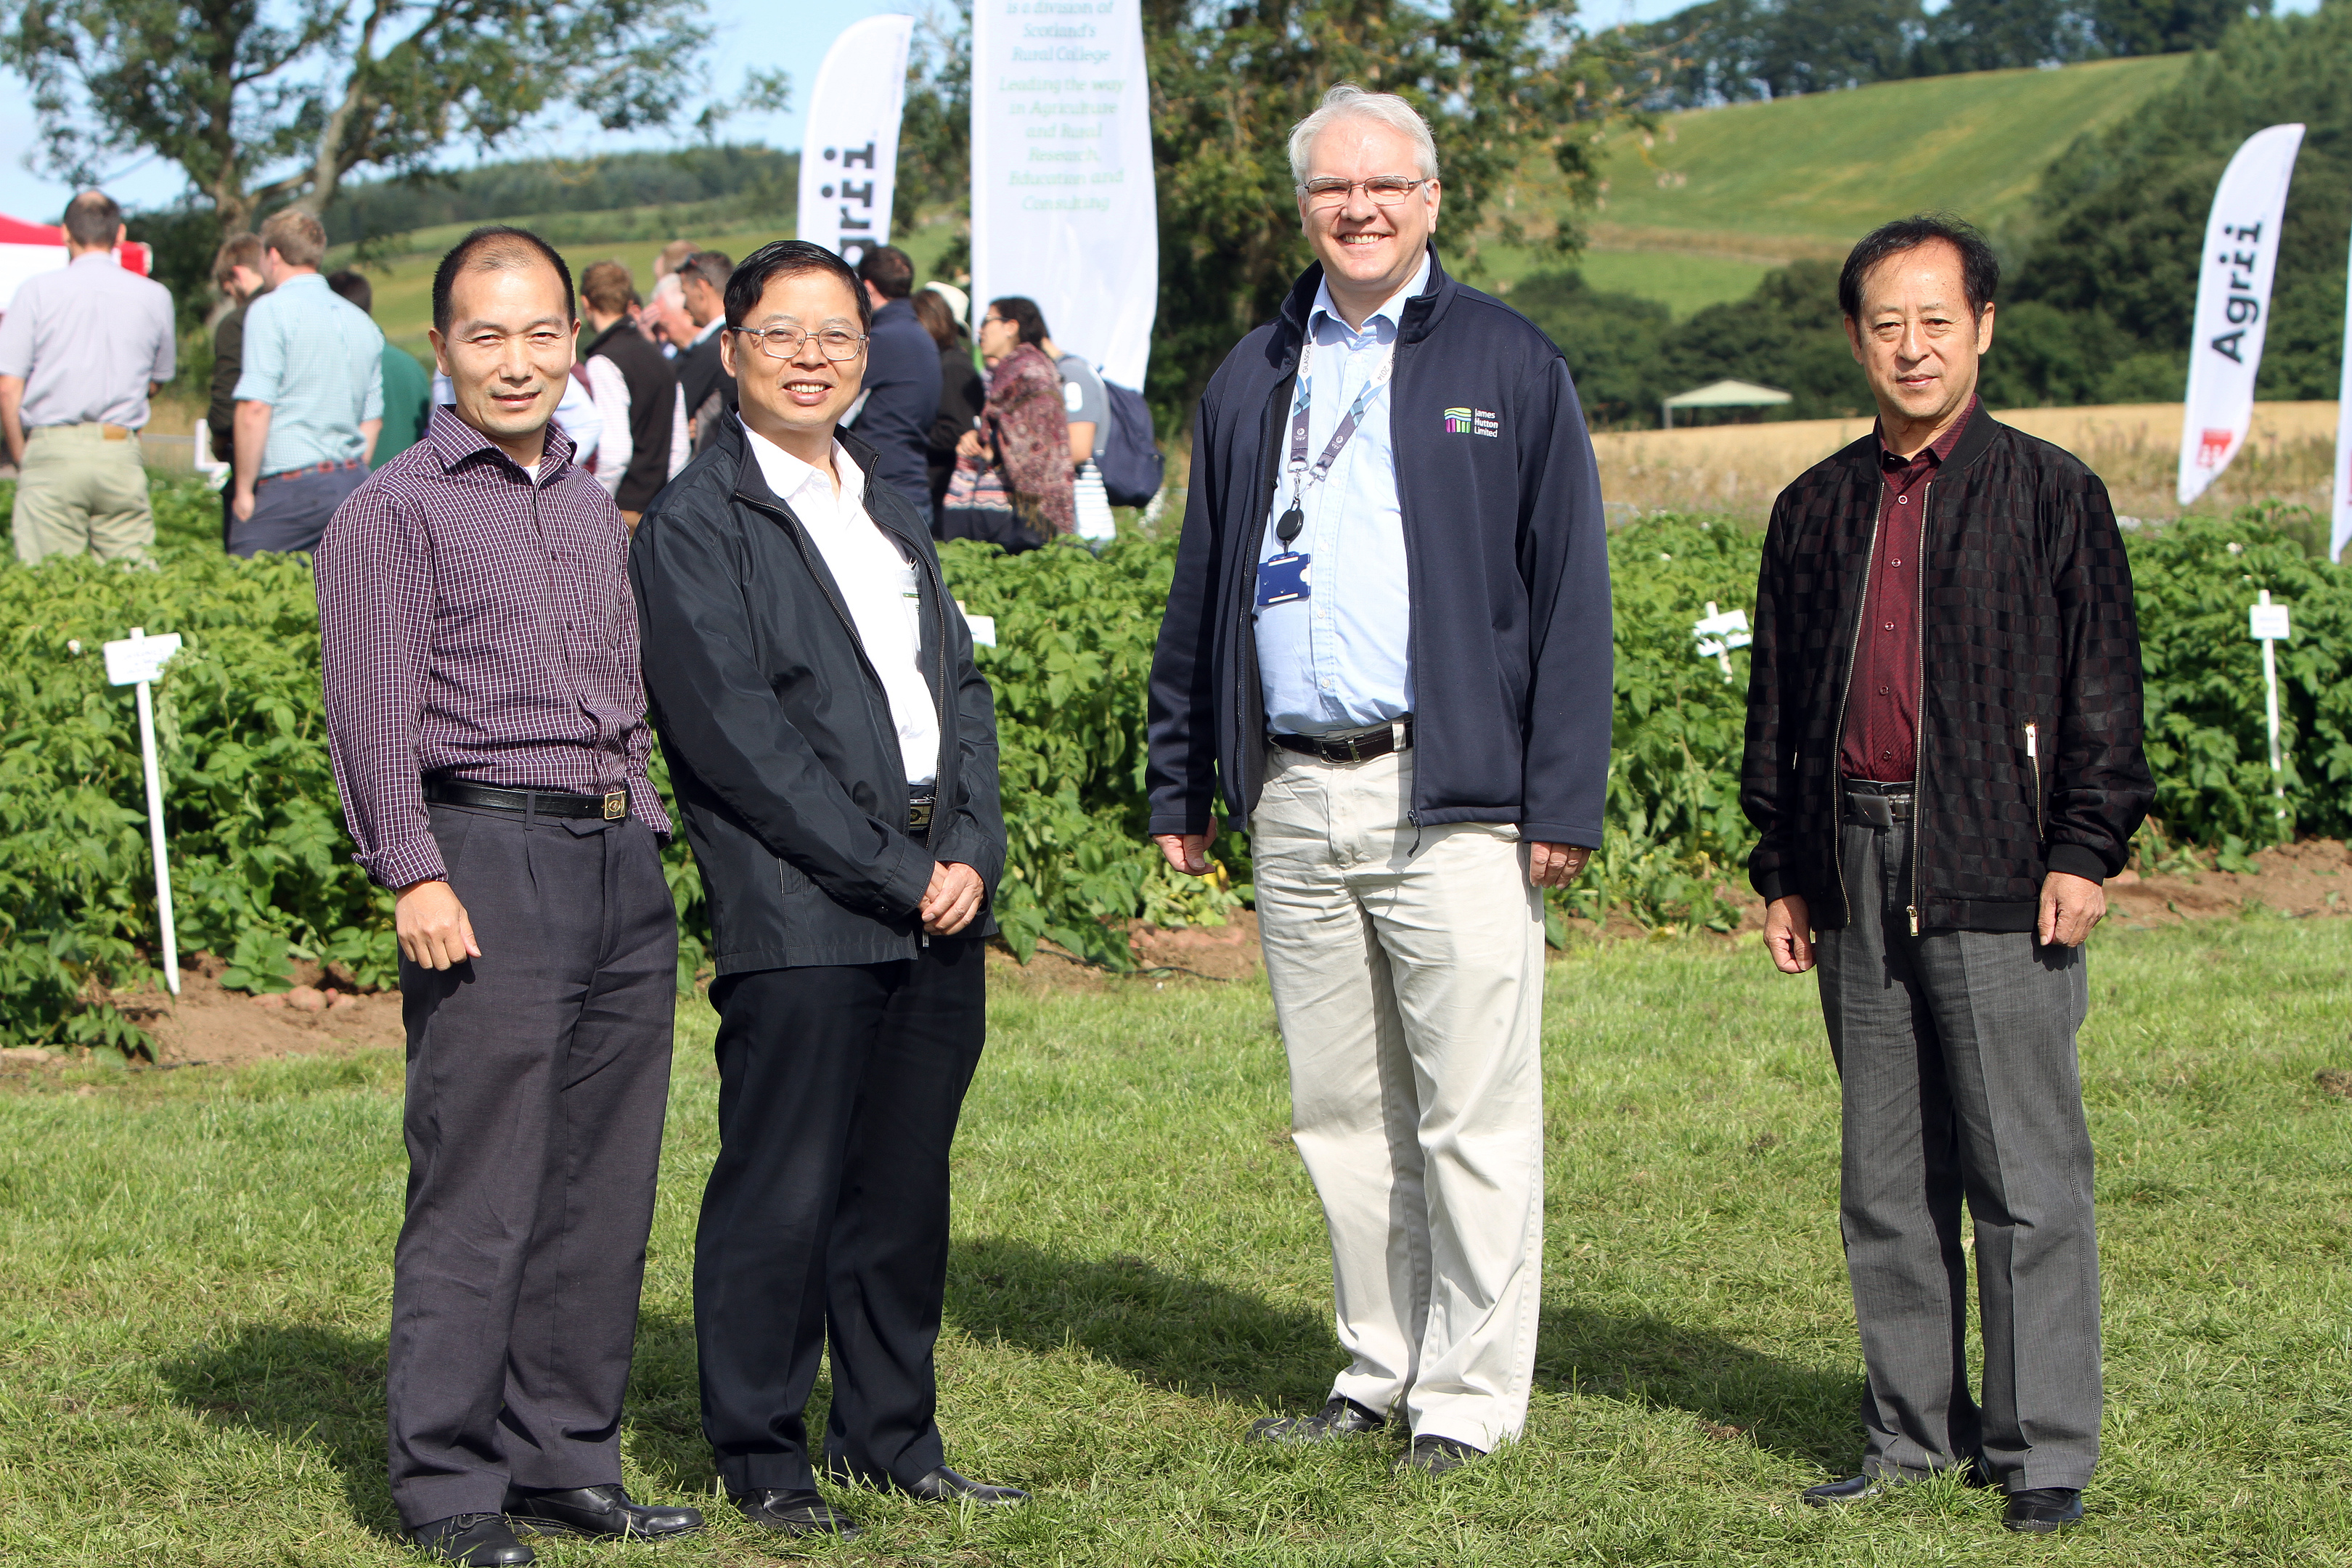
[316,226,703,1565]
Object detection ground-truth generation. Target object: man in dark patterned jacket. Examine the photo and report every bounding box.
[1740,215,2152,1535]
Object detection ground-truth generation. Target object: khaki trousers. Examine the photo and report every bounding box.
[13,423,153,565]
[1251,746,1546,1450]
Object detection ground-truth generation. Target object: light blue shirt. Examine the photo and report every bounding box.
[232,273,385,475]
[1256,255,1427,736]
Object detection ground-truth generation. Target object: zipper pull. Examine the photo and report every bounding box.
[2025,721,2038,759]
[1906,905,1921,936]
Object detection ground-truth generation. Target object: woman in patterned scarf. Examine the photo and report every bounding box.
[937,296,1074,552]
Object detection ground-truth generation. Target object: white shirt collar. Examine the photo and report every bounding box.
[1310,250,1432,340]
[692,315,725,348]
[740,417,864,513]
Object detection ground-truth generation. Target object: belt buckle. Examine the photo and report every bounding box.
[603,789,626,821]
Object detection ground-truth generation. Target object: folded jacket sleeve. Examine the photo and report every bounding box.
[1514,356,1612,849]
[1146,389,1227,838]
[2046,467,2153,881]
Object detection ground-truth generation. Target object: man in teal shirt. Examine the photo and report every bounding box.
[327,269,430,462]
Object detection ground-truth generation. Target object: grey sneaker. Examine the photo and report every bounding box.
[1247,1395,1386,1445]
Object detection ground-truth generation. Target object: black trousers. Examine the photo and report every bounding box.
[385,806,678,1528]
[696,943,987,1495]
[936,505,1040,555]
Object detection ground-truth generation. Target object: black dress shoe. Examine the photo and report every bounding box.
[505,1484,704,1539]
[897,1466,1029,1505]
[733,1488,863,1539]
[1248,1395,1387,1445]
[1801,1474,1890,1506]
[1395,1435,1484,1476]
[2004,1487,2083,1532]
[407,1514,534,1565]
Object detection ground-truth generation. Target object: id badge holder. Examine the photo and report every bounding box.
[1257,552,1312,607]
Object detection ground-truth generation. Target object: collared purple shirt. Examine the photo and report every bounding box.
[1839,397,1975,784]
[317,404,669,890]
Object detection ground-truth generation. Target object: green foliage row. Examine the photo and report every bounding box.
[1,477,2343,1048]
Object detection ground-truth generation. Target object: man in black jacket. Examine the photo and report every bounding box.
[1146,85,1612,1474]
[579,259,683,527]
[1741,216,2152,1534]
[847,245,942,514]
[674,250,735,452]
[630,240,1020,1542]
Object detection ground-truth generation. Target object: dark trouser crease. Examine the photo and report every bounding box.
[385,806,677,1529]
[1816,814,2100,1495]
[695,943,986,1496]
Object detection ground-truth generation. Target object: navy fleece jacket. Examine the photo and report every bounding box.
[1146,246,1613,847]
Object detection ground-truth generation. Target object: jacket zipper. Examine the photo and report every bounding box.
[748,487,929,871]
[1906,479,1930,936]
[2025,719,2043,841]
[1826,505,1885,929]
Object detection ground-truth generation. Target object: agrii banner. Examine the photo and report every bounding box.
[2176,122,2304,509]
[796,15,915,266]
[2334,220,2352,562]
[970,0,1157,391]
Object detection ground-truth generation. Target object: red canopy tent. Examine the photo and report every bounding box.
[0,213,153,309]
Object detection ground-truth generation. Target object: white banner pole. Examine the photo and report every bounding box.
[2250,590,2290,823]
[2177,123,2305,510]
[105,626,183,997]
[2332,211,2352,562]
[796,15,916,266]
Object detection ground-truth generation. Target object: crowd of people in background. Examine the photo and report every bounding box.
[0,183,1139,569]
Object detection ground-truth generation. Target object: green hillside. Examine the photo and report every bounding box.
[1474,53,2193,319]
[1585,54,2190,256]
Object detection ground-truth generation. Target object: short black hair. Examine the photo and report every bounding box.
[724,240,871,331]
[1839,213,1998,322]
[324,268,374,314]
[856,245,915,300]
[431,225,576,336]
[988,295,1049,347]
[681,249,733,295]
[63,190,122,248]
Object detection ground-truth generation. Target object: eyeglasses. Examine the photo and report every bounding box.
[731,325,867,361]
[1298,176,1430,211]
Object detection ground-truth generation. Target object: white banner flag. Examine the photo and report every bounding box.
[2177,122,2304,509]
[797,15,915,266]
[971,0,1158,391]
[2332,212,2352,562]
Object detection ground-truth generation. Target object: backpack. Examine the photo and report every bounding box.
[1096,380,1164,507]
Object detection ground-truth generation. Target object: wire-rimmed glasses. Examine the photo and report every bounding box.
[732,325,868,361]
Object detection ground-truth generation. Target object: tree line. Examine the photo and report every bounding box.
[1628,0,2265,106]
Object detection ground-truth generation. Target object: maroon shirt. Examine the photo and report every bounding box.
[317,405,668,891]
[1838,399,1975,783]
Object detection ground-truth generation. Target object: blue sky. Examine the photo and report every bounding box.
[0,0,2319,223]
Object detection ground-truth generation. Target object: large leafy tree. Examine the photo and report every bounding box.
[1143,0,1638,412]
[1,0,716,235]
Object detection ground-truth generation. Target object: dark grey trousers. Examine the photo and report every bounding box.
[1816,814,2100,1493]
[386,804,678,1529]
[229,461,367,557]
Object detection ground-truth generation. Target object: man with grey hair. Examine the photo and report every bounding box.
[1148,84,1612,1474]
[0,190,175,564]
[675,249,735,450]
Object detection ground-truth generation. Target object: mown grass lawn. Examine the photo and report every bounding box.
[1,915,2347,1565]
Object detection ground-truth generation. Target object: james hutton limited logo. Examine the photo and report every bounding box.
[1444,407,1502,438]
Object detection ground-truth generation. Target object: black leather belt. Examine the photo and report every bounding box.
[1844,779,1914,827]
[1272,718,1414,764]
[907,789,936,831]
[424,779,630,822]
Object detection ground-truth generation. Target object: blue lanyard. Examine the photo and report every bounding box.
[1278,333,1395,544]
